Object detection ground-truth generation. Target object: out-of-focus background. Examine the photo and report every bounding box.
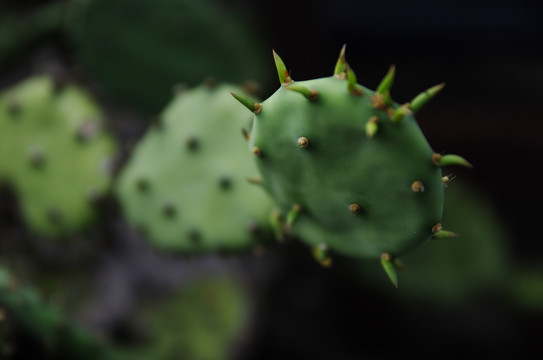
[1,0,542,358]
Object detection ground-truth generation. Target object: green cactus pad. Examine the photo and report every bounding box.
[243,49,464,261]
[124,276,249,360]
[0,76,116,238]
[116,83,273,252]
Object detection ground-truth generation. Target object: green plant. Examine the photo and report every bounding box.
[0,75,116,238]
[0,267,122,360]
[122,275,249,360]
[116,82,274,253]
[232,46,472,286]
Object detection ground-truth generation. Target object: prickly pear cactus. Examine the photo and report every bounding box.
[116,83,274,253]
[0,76,116,238]
[232,46,472,286]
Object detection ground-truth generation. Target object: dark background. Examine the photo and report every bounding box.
[1,0,543,358]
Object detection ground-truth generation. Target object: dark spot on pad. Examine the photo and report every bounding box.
[136,178,150,192]
[188,229,201,244]
[46,208,63,225]
[7,96,21,117]
[28,146,46,168]
[161,203,176,218]
[76,121,100,142]
[219,177,232,190]
[186,137,199,151]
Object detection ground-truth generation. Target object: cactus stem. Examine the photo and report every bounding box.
[432,153,473,168]
[333,44,347,79]
[349,203,362,214]
[409,83,445,114]
[346,63,363,96]
[411,180,425,192]
[392,103,412,123]
[287,204,302,228]
[287,84,319,101]
[365,116,379,138]
[230,92,262,114]
[252,146,262,157]
[381,253,398,288]
[241,127,251,141]
[272,50,293,85]
[376,65,396,95]
[312,243,333,267]
[297,136,309,148]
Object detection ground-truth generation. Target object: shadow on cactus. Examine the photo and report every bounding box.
[0,76,116,238]
[232,45,472,287]
[116,83,275,253]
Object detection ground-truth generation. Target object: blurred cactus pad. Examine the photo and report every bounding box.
[123,276,250,360]
[0,75,116,238]
[116,83,274,253]
[68,0,269,113]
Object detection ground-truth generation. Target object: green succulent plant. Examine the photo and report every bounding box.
[233,46,472,286]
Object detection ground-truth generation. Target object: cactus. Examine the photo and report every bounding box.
[67,0,269,113]
[122,275,249,360]
[232,46,472,286]
[116,83,274,253]
[0,267,122,360]
[0,76,116,238]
